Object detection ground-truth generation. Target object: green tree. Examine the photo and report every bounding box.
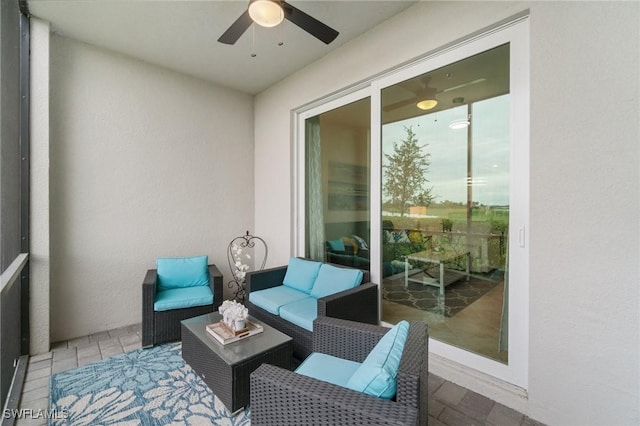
[383,126,434,216]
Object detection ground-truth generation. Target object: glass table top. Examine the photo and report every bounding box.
[181,312,292,366]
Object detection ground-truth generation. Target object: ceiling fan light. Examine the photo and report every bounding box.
[449,118,471,130]
[416,99,438,110]
[249,0,284,28]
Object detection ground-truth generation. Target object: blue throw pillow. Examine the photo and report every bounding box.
[351,235,369,250]
[386,230,411,244]
[345,320,410,399]
[327,238,346,252]
[282,257,322,294]
[156,255,209,291]
[309,264,363,299]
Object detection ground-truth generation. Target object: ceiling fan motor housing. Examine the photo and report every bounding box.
[248,0,285,28]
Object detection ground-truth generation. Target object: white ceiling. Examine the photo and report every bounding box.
[27,0,416,95]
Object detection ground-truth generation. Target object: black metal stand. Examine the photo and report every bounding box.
[227,231,268,303]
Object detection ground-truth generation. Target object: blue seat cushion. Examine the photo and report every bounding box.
[153,286,213,312]
[249,285,310,315]
[156,255,209,291]
[309,264,364,299]
[295,352,362,388]
[282,257,322,294]
[278,297,317,332]
[345,320,410,399]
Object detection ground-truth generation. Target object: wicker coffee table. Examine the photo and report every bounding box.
[181,312,293,412]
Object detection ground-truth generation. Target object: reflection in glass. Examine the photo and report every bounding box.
[380,44,510,363]
[305,98,371,271]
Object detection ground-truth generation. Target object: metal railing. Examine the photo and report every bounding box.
[1,253,30,426]
[0,254,28,294]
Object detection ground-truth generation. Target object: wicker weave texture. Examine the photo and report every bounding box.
[396,319,429,426]
[250,316,428,426]
[251,364,418,426]
[313,316,388,362]
[142,264,223,347]
[318,282,378,325]
[142,270,157,347]
[181,319,293,412]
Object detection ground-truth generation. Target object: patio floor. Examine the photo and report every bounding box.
[15,323,545,426]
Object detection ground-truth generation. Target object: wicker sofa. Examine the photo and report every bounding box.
[325,243,371,270]
[250,316,428,425]
[246,260,378,360]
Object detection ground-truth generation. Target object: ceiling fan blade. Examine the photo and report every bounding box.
[442,78,486,92]
[385,77,488,112]
[282,1,338,44]
[218,10,253,45]
[382,97,418,112]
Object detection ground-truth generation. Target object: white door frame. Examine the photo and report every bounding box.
[293,15,530,390]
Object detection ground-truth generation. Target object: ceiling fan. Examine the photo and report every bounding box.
[383,76,487,112]
[218,0,339,45]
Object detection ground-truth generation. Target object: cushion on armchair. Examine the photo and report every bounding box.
[295,352,362,388]
[153,286,213,312]
[156,255,209,291]
[346,320,410,399]
[282,257,322,293]
[310,264,363,299]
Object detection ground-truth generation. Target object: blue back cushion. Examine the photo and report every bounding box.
[282,257,322,294]
[327,238,346,251]
[345,320,410,399]
[157,255,209,291]
[309,264,363,299]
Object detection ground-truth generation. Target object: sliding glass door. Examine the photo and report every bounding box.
[296,17,529,387]
[380,44,511,363]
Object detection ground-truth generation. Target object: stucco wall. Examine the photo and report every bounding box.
[30,18,51,355]
[528,3,639,423]
[253,1,639,425]
[47,35,254,341]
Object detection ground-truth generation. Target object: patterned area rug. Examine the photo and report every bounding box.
[49,343,250,425]
[383,270,502,317]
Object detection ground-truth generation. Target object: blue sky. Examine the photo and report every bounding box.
[382,95,510,206]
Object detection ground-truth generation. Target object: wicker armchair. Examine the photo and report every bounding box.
[142,264,223,347]
[250,316,428,426]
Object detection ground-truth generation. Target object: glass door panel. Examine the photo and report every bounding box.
[380,44,510,363]
[304,98,371,271]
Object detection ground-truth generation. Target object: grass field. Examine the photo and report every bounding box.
[383,205,508,234]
